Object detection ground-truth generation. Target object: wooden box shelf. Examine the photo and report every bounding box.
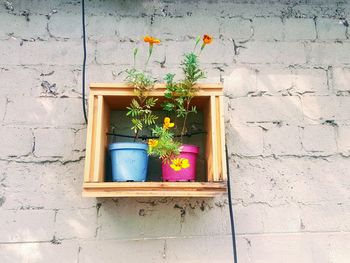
[83,83,227,197]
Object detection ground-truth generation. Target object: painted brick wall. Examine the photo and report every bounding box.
[0,1,350,262]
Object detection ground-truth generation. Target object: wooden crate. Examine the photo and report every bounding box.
[83,83,227,197]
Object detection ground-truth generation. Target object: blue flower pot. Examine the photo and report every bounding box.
[109,142,148,182]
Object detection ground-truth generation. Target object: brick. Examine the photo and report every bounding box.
[0,66,37,96]
[115,16,151,40]
[0,241,78,263]
[263,125,302,155]
[34,128,75,157]
[301,96,350,124]
[233,156,350,206]
[337,126,350,155]
[176,200,231,236]
[329,233,350,262]
[87,64,126,84]
[256,68,294,94]
[74,128,86,152]
[0,126,33,157]
[240,233,340,262]
[0,13,48,40]
[300,203,350,232]
[237,41,306,64]
[309,42,350,65]
[0,39,94,65]
[227,125,263,156]
[0,210,54,242]
[234,204,265,234]
[165,40,231,65]
[302,125,337,154]
[98,199,181,239]
[96,41,141,65]
[230,96,303,124]
[220,17,252,40]
[284,18,316,40]
[261,205,302,233]
[79,239,165,263]
[317,18,347,40]
[153,16,221,39]
[49,14,118,40]
[165,236,234,262]
[332,67,350,92]
[293,69,328,95]
[4,97,85,126]
[48,14,81,38]
[54,208,96,239]
[79,236,234,263]
[0,97,6,121]
[252,17,284,41]
[31,65,82,98]
[2,162,95,210]
[224,67,257,98]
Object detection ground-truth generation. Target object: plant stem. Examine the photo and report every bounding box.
[180,99,191,140]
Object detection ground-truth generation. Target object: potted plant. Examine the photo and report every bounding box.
[148,35,213,182]
[109,36,160,182]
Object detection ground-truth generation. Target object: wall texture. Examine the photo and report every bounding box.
[1,0,350,262]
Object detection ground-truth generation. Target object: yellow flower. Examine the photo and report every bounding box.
[148,139,158,148]
[170,158,190,171]
[181,158,190,169]
[163,117,174,130]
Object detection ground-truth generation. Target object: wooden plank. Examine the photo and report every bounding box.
[90,83,223,90]
[82,190,225,198]
[204,97,213,182]
[91,89,223,97]
[92,96,109,182]
[218,96,227,181]
[82,182,227,197]
[210,96,219,181]
[85,95,99,182]
[83,95,96,182]
[83,182,226,189]
[216,96,227,181]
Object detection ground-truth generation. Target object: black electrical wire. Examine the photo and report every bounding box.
[225,144,238,262]
[106,131,207,140]
[81,0,88,124]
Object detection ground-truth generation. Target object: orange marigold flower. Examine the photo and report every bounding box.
[144,35,161,44]
[203,34,213,44]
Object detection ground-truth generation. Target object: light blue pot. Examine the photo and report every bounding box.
[109,142,148,182]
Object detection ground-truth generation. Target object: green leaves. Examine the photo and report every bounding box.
[161,52,205,137]
[125,69,158,136]
[125,69,155,93]
[126,98,158,134]
[148,125,181,163]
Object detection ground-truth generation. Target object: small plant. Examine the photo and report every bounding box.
[162,34,213,139]
[148,117,181,163]
[125,36,161,139]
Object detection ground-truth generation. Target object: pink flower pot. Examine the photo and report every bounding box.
[162,144,200,182]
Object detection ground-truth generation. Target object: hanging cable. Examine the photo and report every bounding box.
[106,131,207,140]
[225,144,238,262]
[81,0,88,124]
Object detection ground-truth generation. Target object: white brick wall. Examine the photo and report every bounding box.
[1,0,350,262]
